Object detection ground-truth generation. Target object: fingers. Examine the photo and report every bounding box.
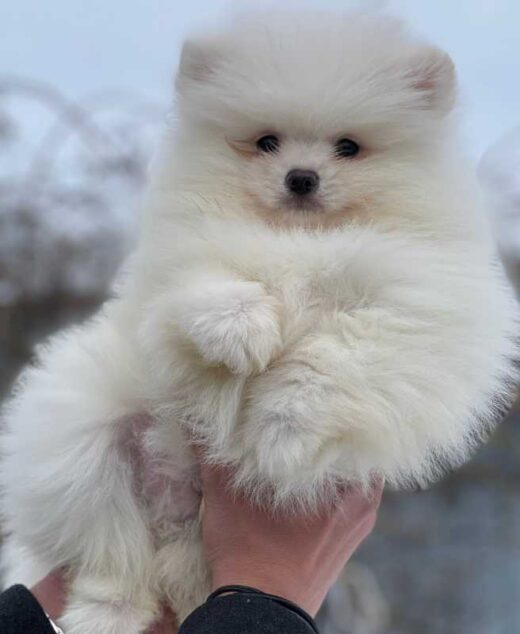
[368,475,385,505]
[337,476,384,506]
[193,442,384,528]
[192,445,235,499]
[146,607,178,633]
[192,445,219,491]
[30,570,67,621]
[333,476,383,530]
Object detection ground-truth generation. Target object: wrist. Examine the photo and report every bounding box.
[211,562,320,615]
[207,586,319,633]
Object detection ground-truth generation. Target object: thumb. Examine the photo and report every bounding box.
[31,570,67,621]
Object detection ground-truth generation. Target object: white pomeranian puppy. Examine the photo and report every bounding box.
[1,8,517,633]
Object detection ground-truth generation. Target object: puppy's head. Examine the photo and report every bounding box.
[173,11,457,230]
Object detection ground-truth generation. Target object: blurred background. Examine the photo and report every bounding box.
[1,1,520,633]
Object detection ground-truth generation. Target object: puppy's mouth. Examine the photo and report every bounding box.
[281,194,324,213]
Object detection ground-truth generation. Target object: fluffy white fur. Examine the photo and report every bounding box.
[1,9,517,633]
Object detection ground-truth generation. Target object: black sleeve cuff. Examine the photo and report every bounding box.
[0,585,56,634]
[179,592,318,634]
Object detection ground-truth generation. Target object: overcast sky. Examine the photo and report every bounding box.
[1,0,519,159]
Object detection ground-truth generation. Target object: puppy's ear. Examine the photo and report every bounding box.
[176,37,224,89]
[404,46,457,115]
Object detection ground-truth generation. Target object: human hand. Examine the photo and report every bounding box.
[30,570,66,624]
[199,463,383,616]
[30,573,177,633]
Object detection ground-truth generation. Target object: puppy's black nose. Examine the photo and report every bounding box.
[285,169,320,196]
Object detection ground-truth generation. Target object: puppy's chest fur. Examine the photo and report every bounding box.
[191,223,398,314]
[126,227,404,523]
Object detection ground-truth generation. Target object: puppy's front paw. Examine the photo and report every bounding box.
[179,280,282,375]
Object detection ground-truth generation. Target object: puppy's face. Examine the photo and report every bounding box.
[226,129,370,230]
[174,12,457,230]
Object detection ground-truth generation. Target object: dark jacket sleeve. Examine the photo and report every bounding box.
[179,593,318,634]
[0,585,56,634]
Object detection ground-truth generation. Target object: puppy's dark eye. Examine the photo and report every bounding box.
[256,135,280,153]
[335,138,360,159]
